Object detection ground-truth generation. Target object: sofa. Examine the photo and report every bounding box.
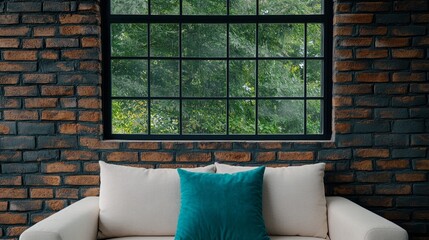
[20,162,408,240]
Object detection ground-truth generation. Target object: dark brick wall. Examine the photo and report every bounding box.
[0,0,428,239]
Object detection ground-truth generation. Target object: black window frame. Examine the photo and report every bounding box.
[101,0,333,141]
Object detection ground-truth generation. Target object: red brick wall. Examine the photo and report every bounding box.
[0,0,428,239]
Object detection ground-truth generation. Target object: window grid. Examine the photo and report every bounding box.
[102,0,333,140]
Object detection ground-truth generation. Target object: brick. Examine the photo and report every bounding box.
[38,136,77,149]
[23,73,56,84]
[360,197,393,207]
[355,96,389,107]
[377,159,409,170]
[334,84,373,95]
[255,152,276,162]
[373,60,409,70]
[3,50,37,61]
[0,62,37,72]
[43,1,70,11]
[78,98,100,109]
[46,38,79,48]
[375,108,409,119]
[42,162,79,173]
[104,152,139,162]
[376,14,410,24]
[338,38,372,47]
[0,38,19,48]
[392,96,426,107]
[41,86,74,96]
[55,188,79,199]
[60,25,99,35]
[40,50,59,60]
[411,134,429,146]
[356,49,388,59]
[334,14,373,24]
[138,152,173,162]
[59,14,98,24]
[41,110,76,121]
[337,134,373,147]
[81,188,100,197]
[77,86,99,96]
[334,49,352,60]
[78,110,102,121]
[197,142,232,150]
[7,2,41,12]
[79,137,120,149]
[278,151,314,161]
[0,98,21,109]
[25,98,58,108]
[0,13,19,25]
[413,211,429,220]
[0,151,22,162]
[22,14,56,24]
[353,120,390,133]
[213,151,251,162]
[333,26,353,36]
[4,86,38,97]
[0,136,35,150]
[0,213,27,224]
[396,173,427,182]
[79,2,99,11]
[336,109,372,119]
[0,188,27,198]
[413,37,429,46]
[335,123,351,134]
[31,213,53,223]
[351,160,373,171]
[334,61,369,71]
[357,172,392,183]
[84,163,100,172]
[394,0,428,11]
[1,163,37,174]
[7,226,28,237]
[30,188,54,198]
[18,123,55,135]
[162,142,193,150]
[374,83,408,94]
[376,184,411,195]
[4,110,38,120]
[318,149,351,161]
[10,200,42,211]
[26,175,61,186]
[414,183,429,195]
[411,61,429,71]
[375,134,409,146]
[177,152,211,162]
[326,173,354,183]
[34,26,56,37]
[79,61,101,72]
[412,13,429,23]
[410,83,429,93]
[46,200,67,211]
[392,26,426,36]
[397,197,429,207]
[60,98,77,108]
[355,148,390,158]
[335,3,351,12]
[0,26,30,37]
[359,26,388,36]
[258,142,283,150]
[356,72,389,82]
[41,61,74,72]
[333,96,352,106]
[0,122,16,134]
[392,120,425,133]
[375,38,410,47]
[410,108,429,118]
[22,38,43,48]
[81,37,99,47]
[64,175,99,185]
[356,2,391,12]
[59,73,99,84]
[62,49,99,60]
[0,201,8,211]
[0,176,22,185]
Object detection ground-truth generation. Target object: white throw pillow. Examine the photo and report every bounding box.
[98,161,215,239]
[215,162,328,238]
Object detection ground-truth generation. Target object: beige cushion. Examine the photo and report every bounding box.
[215,162,328,238]
[98,161,215,239]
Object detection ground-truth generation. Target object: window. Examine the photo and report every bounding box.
[102,0,332,140]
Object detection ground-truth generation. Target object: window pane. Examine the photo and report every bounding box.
[112,100,148,134]
[258,100,304,134]
[151,0,179,15]
[259,60,304,97]
[150,24,179,57]
[230,0,256,15]
[259,0,322,15]
[151,100,179,134]
[307,100,322,134]
[306,60,322,97]
[183,0,227,15]
[307,23,323,57]
[183,100,226,134]
[230,24,256,57]
[259,24,304,57]
[112,60,147,97]
[230,60,256,97]
[111,24,147,57]
[182,60,226,97]
[229,100,256,134]
[111,0,148,15]
[182,24,227,57]
[150,60,179,97]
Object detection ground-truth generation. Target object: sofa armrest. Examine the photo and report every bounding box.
[327,197,408,240]
[20,197,99,240]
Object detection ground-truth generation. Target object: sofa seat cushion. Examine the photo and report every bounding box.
[98,162,215,239]
[215,163,328,238]
[108,236,329,240]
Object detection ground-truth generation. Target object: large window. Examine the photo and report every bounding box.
[102,0,332,140]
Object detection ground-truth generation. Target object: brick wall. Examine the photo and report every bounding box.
[0,0,428,239]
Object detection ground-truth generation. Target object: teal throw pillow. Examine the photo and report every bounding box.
[175,166,270,240]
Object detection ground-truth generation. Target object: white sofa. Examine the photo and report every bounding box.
[20,162,408,240]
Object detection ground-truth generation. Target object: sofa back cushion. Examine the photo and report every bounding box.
[215,162,328,238]
[98,161,215,239]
